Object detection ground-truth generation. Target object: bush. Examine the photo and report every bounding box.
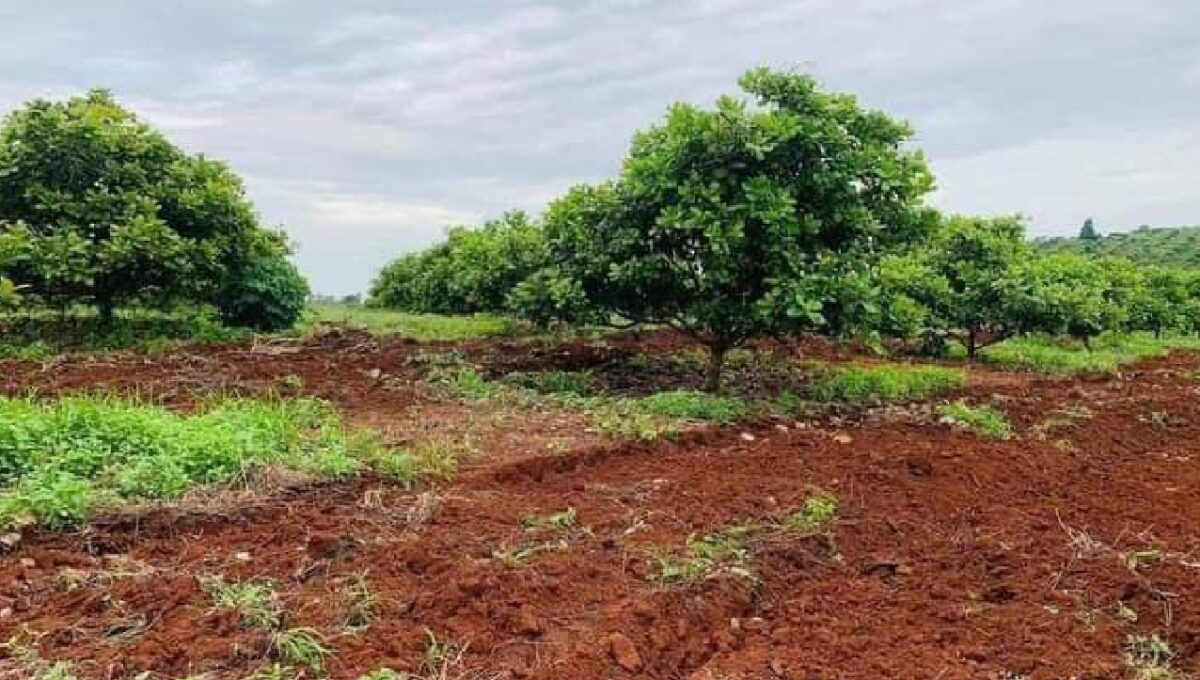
[812,364,965,403]
[217,255,310,331]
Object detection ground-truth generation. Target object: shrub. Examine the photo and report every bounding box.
[216,254,310,331]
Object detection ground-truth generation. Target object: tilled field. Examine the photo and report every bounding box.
[2,332,1199,679]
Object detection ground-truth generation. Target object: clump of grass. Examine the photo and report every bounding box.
[269,628,332,674]
[521,507,577,531]
[367,438,476,487]
[634,390,748,424]
[356,670,404,680]
[502,370,593,396]
[493,539,569,567]
[422,629,467,675]
[938,401,1015,440]
[0,396,382,530]
[1124,634,1174,680]
[201,576,282,630]
[812,364,965,403]
[651,524,757,584]
[590,408,678,441]
[427,365,496,400]
[979,332,1200,375]
[785,493,839,534]
[343,572,378,632]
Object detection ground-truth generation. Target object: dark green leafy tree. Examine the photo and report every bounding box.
[543,69,937,390]
[882,215,1032,358]
[1019,253,1133,348]
[215,249,310,331]
[369,211,547,315]
[0,90,305,327]
[1125,265,1189,337]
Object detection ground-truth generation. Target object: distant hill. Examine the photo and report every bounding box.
[1033,225,1200,269]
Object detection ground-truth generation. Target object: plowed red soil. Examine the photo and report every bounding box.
[2,332,1200,679]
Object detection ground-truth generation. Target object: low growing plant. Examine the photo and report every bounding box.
[937,401,1015,440]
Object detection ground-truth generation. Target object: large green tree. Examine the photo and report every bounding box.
[0,89,305,328]
[543,68,937,390]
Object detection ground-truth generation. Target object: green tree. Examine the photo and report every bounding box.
[884,215,1032,359]
[1020,253,1133,348]
[0,90,303,326]
[543,69,937,390]
[1079,217,1099,240]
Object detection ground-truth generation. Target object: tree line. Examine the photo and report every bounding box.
[369,69,1200,390]
[0,90,309,331]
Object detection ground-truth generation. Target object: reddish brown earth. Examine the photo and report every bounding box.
[2,332,1200,679]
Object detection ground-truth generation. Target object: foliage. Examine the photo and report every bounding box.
[0,90,306,326]
[879,215,1031,357]
[635,390,748,423]
[1017,253,1136,347]
[937,401,1014,439]
[811,364,965,403]
[302,302,522,341]
[501,370,594,396]
[786,493,839,534]
[202,577,283,630]
[269,628,331,673]
[369,211,547,314]
[542,68,936,390]
[976,332,1200,374]
[215,254,310,331]
[0,396,398,529]
[1035,225,1200,269]
[0,307,246,359]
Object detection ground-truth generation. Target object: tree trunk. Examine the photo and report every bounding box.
[704,344,728,393]
[97,300,115,327]
[965,327,978,361]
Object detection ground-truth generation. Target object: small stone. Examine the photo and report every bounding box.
[833,434,852,445]
[740,432,756,442]
[605,632,643,672]
[18,558,34,568]
[233,552,251,562]
[0,608,11,618]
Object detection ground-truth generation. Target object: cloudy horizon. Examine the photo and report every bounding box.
[2,0,1198,295]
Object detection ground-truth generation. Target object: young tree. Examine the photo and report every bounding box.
[543,69,937,391]
[1020,253,1132,348]
[0,90,305,327]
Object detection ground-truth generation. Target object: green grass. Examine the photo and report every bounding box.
[0,307,246,360]
[634,390,748,424]
[302,302,523,341]
[938,401,1015,439]
[0,395,399,530]
[501,370,594,396]
[976,333,1200,374]
[201,576,282,629]
[812,364,966,403]
[785,493,839,534]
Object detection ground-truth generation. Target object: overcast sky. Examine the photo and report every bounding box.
[2,0,1198,294]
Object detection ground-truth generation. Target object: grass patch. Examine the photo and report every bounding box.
[977,333,1200,375]
[269,628,332,674]
[0,395,406,530]
[1124,633,1175,680]
[784,493,839,534]
[937,401,1015,440]
[0,308,247,360]
[302,302,522,341]
[502,370,594,396]
[202,576,282,630]
[811,364,966,403]
[634,390,748,423]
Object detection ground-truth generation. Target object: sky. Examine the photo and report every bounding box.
[2,0,1198,295]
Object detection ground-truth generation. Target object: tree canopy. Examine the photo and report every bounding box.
[542,68,937,389]
[0,90,307,330]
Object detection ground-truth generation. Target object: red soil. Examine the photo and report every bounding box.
[2,334,1199,679]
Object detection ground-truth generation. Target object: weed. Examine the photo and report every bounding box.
[427,366,496,400]
[31,662,79,680]
[591,410,676,441]
[651,524,757,584]
[422,629,467,675]
[521,507,577,531]
[785,493,839,534]
[1124,634,1174,680]
[502,371,593,396]
[269,628,331,673]
[242,663,298,680]
[978,332,1200,375]
[278,374,305,391]
[368,438,474,487]
[1123,549,1165,571]
[0,396,385,530]
[1141,410,1170,430]
[812,364,965,403]
[493,539,569,567]
[356,671,404,680]
[937,401,1015,440]
[1116,601,1139,623]
[634,390,748,424]
[201,576,282,630]
[343,572,378,632]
